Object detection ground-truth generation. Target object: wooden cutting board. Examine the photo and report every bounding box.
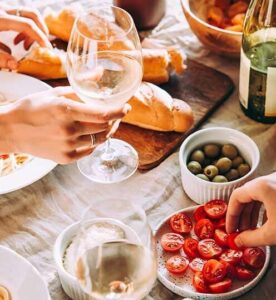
[47,59,234,170]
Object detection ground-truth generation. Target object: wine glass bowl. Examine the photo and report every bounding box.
[67,6,143,183]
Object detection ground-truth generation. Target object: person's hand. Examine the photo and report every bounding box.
[0,87,131,164]
[226,172,276,247]
[0,7,51,69]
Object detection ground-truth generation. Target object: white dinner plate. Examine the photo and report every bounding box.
[0,246,50,300]
[155,206,270,300]
[0,71,57,194]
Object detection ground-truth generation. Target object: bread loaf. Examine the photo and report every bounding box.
[122,82,194,132]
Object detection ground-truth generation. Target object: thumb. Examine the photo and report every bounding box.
[0,52,17,70]
[235,225,269,248]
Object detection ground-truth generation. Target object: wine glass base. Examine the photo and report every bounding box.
[77,139,138,184]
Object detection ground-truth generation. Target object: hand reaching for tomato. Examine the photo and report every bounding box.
[226,172,276,248]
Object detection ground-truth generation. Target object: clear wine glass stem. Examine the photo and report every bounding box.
[101,138,116,162]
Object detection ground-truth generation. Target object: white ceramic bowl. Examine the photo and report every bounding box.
[179,127,260,204]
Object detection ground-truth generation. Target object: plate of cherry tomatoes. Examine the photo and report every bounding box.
[155,200,270,300]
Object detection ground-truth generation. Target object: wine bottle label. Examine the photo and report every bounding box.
[265,67,276,116]
[239,49,250,109]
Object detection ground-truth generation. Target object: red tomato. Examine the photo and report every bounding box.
[161,233,184,252]
[227,233,242,250]
[214,229,228,247]
[202,259,227,283]
[220,261,237,279]
[220,249,243,265]
[165,255,189,274]
[193,206,208,222]
[243,247,265,269]
[189,258,206,272]
[236,266,255,280]
[214,218,226,230]
[204,200,227,219]
[183,238,199,258]
[170,213,193,234]
[192,272,209,293]
[0,154,9,160]
[198,239,223,259]
[194,219,215,239]
[215,0,231,10]
[209,278,232,293]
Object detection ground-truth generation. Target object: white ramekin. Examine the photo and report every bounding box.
[53,222,91,300]
[179,127,260,205]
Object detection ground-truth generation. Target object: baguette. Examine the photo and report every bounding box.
[122,82,194,132]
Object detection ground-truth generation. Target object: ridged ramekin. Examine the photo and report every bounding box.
[53,222,90,300]
[179,127,260,204]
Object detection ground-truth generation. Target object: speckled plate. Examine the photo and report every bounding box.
[155,206,270,300]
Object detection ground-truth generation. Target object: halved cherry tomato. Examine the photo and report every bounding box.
[214,229,228,247]
[243,247,265,269]
[198,239,223,259]
[227,233,242,250]
[220,249,243,265]
[0,154,9,160]
[170,213,193,234]
[202,259,227,283]
[236,266,255,280]
[193,272,209,293]
[220,261,237,279]
[214,218,226,230]
[195,219,214,240]
[165,255,189,274]
[204,200,227,219]
[161,233,184,252]
[193,206,208,222]
[189,258,206,272]
[183,238,199,258]
[209,278,232,293]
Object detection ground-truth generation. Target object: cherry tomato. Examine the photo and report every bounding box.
[214,229,228,247]
[170,213,193,234]
[189,258,206,272]
[195,219,215,239]
[161,233,184,252]
[183,238,199,258]
[209,278,232,293]
[236,266,255,280]
[165,255,189,274]
[193,272,209,293]
[198,239,223,259]
[220,249,243,265]
[220,261,237,278]
[193,206,208,222]
[204,200,227,219]
[202,259,227,283]
[227,233,242,250]
[214,218,226,230]
[0,154,9,160]
[243,247,265,269]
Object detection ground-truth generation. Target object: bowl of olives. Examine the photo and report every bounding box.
[179,127,260,204]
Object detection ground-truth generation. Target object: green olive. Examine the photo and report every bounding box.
[238,163,251,177]
[215,157,232,174]
[222,144,238,159]
[187,161,202,175]
[203,144,221,158]
[212,175,228,183]
[190,150,205,164]
[196,174,210,181]
[232,156,244,168]
[204,165,219,179]
[225,169,239,181]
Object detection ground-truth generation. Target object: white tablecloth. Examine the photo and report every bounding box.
[0,1,275,299]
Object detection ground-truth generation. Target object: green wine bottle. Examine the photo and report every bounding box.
[239,0,276,123]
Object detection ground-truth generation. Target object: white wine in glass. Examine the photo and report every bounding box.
[67,6,143,183]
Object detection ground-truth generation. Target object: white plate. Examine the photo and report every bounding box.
[0,246,50,300]
[0,71,57,194]
[155,206,270,300]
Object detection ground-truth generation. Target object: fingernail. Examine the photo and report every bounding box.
[123,104,132,114]
[7,59,17,70]
[234,235,243,248]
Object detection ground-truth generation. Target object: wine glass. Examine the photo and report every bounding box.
[73,199,157,300]
[67,6,143,184]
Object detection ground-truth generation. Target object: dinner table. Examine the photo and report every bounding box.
[1,0,276,299]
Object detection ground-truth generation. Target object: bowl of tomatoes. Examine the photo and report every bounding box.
[155,199,270,299]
